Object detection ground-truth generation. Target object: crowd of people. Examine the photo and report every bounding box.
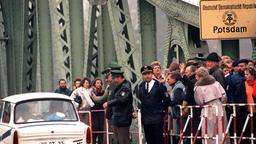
[54,52,256,144]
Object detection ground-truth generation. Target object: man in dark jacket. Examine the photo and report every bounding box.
[231,59,248,103]
[181,65,202,144]
[103,69,133,144]
[229,59,248,140]
[225,60,239,104]
[138,65,170,144]
[92,62,122,120]
[92,63,121,144]
[166,71,188,143]
[206,52,226,88]
[54,79,72,96]
[182,65,197,105]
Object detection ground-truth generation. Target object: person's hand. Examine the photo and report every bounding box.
[160,77,166,83]
[132,112,137,119]
[103,102,108,109]
[91,93,96,98]
[105,84,110,90]
[179,63,185,76]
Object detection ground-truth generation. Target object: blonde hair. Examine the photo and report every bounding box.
[221,55,231,61]
[195,67,209,78]
[151,61,161,68]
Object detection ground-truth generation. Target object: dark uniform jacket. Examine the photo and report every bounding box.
[108,79,133,127]
[106,83,117,120]
[139,80,169,125]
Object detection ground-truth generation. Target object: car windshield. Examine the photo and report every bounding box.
[15,99,78,124]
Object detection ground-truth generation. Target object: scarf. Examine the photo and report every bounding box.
[96,87,104,96]
[195,75,216,86]
[252,80,256,98]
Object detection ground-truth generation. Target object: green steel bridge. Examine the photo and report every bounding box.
[0,0,255,98]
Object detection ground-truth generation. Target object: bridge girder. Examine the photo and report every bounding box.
[0,0,7,97]
[2,0,253,97]
[145,0,199,27]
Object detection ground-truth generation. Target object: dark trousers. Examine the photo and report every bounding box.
[243,112,256,144]
[175,117,191,144]
[226,106,249,144]
[113,126,130,144]
[92,112,105,144]
[226,107,234,143]
[235,107,248,144]
[144,122,164,144]
[192,108,202,144]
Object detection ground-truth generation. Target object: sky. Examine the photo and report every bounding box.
[182,0,199,6]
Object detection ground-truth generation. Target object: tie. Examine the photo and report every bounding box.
[146,82,149,93]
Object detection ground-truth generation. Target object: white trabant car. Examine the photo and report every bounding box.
[0,93,91,144]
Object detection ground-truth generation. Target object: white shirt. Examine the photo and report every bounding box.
[71,87,95,110]
[145,79,155,93]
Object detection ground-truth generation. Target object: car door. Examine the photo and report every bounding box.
[0,101,13,144]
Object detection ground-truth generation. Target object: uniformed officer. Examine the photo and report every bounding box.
[103,68,133,144]
[138,65,170,144]
[91,62,123,144]
[92,62,122,120]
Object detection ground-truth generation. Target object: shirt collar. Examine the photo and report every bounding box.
[146,79,155,85]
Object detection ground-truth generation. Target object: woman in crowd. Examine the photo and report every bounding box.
[220,64,231,77]
[248,60,255,69]
[151,61,166,83]
[221,55,233,69]
[91,78,105,144]
[73,78,81,91]
[194,67,227,144]
[237,67,256,143]
[71,77,95,124]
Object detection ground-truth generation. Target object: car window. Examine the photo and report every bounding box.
[2,102,11,123]
[0,101,3,121]
[15,99,78,124]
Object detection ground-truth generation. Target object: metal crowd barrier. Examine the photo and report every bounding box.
[177,105,219,144]
[175,103,256,144]
[78,103,256,144]
[78,109,143,144]
[222,104,256,144]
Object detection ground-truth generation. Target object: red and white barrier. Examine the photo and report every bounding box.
[170,103,256,144]
[78,109,143,144]
[77,103,256,144]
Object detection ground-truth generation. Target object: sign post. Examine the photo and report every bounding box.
[200,0,256,40]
